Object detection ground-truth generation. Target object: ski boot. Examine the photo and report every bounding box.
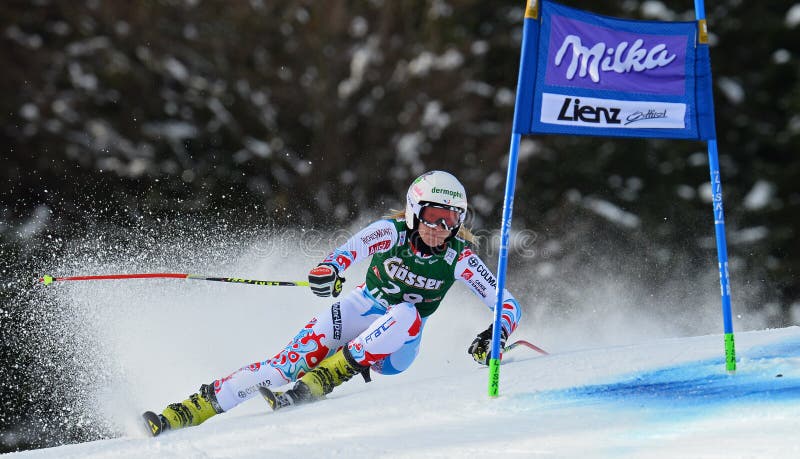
[142,383,222,437]
[259,346,368,411]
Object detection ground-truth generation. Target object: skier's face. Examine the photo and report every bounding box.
[417,221,451,247]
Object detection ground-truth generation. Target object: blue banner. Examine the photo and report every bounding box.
[513,0,716,140]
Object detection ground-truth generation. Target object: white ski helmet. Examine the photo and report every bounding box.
[405,170,468,230]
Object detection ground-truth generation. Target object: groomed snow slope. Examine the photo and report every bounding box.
[9,326,800,459]
[8,229,800,459]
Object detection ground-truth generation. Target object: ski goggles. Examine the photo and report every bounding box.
[419,205,463,231]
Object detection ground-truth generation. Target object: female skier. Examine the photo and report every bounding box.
[144,170,522,436]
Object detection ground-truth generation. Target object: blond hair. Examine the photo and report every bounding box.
[384,209,475,244]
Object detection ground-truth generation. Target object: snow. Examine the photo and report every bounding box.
[583,197,640,228]
[10,290,800,456]
[421,101,450,137]
[68,62,99,91]
[9,325,800,458]
[729,226,769,245]
[396,132,425,164]
[786,4,800,28]
[640,1,677,21]
[9,231,800,458]
[338,39,379,99]
[15,205,51,240]
[743,180,776,211]
[773,49,791,65]
[407,49,464,77]
[163,57,189,82]
[717,77,745,105]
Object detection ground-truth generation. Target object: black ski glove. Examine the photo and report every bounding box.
[467,324,508,365]
[308,263,345,297]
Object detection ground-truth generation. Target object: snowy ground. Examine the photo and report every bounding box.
[9,322,800,457]
[7,232,800,458]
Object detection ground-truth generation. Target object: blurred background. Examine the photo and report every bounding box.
[1,0,798,452]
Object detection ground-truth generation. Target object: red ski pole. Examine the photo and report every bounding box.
[39,273,309,287]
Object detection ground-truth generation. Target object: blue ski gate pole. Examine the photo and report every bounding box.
[489,133,521,397]
[707,140,736,371]
[488,0,540,397]
[695,0,736,372]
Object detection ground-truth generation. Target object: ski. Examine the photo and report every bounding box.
[142,411,166,437]
[504,339,549,356]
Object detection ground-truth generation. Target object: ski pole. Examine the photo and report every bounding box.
[39,273,309,287]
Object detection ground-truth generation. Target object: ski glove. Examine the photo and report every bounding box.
[308,263,345,297]
[467,324,508,365]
